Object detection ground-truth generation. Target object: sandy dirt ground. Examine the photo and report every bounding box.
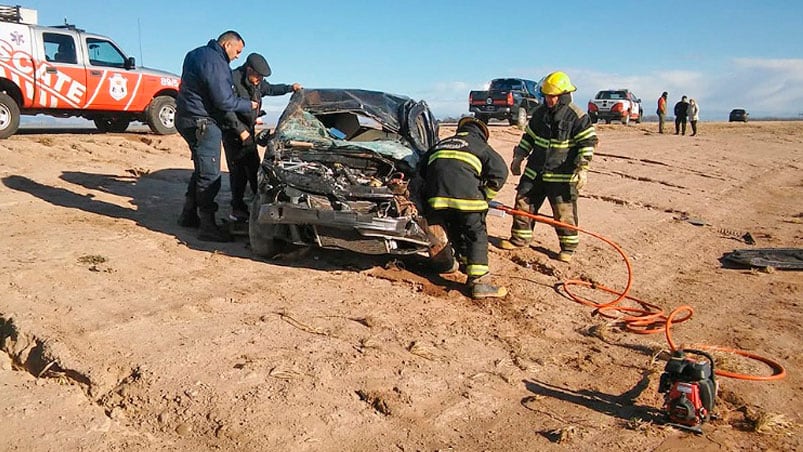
[1,121,801,451]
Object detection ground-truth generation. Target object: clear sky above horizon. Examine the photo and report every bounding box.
[22,0,803,121]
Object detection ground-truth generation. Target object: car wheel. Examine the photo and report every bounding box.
[0,92,21,139]
[145,95,177,135]
[249,194,279,257]
[94,117,130,133]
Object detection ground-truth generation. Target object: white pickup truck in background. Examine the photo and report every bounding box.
[587,89,643,125]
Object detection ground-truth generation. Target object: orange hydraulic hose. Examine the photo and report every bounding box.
[488,201,786,381]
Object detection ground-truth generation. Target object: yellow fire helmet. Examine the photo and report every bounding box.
[540,71,577,96]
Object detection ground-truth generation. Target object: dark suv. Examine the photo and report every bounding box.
[729,109,749,122]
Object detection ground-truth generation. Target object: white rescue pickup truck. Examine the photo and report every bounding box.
[0,4,180,138]
[587,89,643,125]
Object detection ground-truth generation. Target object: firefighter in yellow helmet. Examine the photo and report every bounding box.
[499,71,598,262]
[420,116,509,298]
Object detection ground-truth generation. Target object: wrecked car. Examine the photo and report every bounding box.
[249,88,439,257]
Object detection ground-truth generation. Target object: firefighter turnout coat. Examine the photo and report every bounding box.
[420,126,509,212]
[514,95,596,183]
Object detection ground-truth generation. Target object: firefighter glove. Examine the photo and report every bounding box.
[572,167,588,191]
[511,155,525,176]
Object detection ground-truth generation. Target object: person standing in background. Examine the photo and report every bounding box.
[674,95,689,135]
[688,98,699,136]
[657,91,668,133]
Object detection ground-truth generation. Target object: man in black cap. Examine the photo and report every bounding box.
[222,52,302,223]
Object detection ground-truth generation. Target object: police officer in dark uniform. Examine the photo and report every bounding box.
[175,31,257,242]
[420,116,509,299]
[222,53,302,222]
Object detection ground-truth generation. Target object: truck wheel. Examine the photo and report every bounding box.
[249,194,279,257]
[622,112,630,126]
[635,109,642,124]
[589,113,598,124]
[515,107,527,129]
[146,95,177,135]
[0,92,21,139]
[94,117,130,133]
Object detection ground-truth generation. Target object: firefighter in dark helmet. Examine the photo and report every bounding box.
[420,116,509,299]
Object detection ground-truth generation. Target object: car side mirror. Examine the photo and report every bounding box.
[125,56,136,70]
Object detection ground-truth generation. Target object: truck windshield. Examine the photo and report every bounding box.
[598,91,627,100]
[490,79,525,91]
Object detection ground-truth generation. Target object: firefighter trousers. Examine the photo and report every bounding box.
[509,178,579,253]
[427,209,490,278]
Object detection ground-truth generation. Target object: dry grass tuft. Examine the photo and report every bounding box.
[749,411,796,435]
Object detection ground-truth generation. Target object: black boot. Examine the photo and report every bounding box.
[177,197,200,228]
[198,212,232,242]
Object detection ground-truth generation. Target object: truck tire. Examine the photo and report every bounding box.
[589,113,598,124]
[145,95,177,135]
[622,112,630,126]
[636,108,643,124]
[0,92,21,139]
[249,194,279,257]
[94,117,130,133]
[515,107,527,129]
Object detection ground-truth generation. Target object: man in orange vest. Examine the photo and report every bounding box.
[657,91,668,134]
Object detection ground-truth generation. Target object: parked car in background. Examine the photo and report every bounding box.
[729,109,749,122]
[587,89,643,125]
[468,78,541,127]
[249,88,439,258]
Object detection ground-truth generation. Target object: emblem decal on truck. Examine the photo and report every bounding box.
[108,73,127,101]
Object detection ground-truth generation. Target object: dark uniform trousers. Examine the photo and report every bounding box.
[427,208,489,276]
[177,115,224,214]
[510,176,579,253]
[222,133,260,213]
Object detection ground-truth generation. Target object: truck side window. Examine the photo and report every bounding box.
[43,33,77,64]
[85,38,126,68]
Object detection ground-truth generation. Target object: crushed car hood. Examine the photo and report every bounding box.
[273,88,438,168]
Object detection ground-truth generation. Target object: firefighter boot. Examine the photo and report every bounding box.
[198,212,232,242]
[498,238,525,250]
[468,273,508,299]
[177,197,200,228]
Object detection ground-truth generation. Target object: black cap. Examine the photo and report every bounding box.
[245,53,271,77]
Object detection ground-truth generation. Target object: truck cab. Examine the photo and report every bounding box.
[0,4,180,138]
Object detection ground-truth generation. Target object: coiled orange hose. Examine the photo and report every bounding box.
[489,202,786,381]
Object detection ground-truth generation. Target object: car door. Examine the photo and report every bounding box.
[34,31,87,109]
[82,35,139,111]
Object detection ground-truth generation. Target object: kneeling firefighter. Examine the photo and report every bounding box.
[420,117,509,299]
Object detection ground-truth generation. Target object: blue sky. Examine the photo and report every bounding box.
[23,0,803,121]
